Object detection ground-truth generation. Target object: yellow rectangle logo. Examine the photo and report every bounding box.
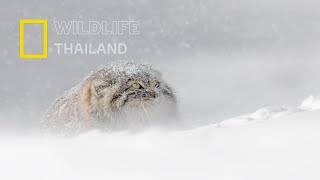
[20,19,48,58]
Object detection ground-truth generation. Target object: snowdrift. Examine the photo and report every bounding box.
[0,95,320,180]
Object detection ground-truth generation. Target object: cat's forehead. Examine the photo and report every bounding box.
[125,72,159,82]
[94,62,162,81]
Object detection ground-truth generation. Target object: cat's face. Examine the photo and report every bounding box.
[90,62,176,111]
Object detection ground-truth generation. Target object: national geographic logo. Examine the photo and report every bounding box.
[19,19,140,59]
[20,19,48,59]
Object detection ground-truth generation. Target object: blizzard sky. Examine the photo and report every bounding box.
[1,0,320,131]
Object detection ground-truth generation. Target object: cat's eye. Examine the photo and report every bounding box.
[151,80,159,87]
[131,83,141,89]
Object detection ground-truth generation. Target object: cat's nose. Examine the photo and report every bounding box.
[148,91,158,98]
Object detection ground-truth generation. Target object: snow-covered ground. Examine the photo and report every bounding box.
[0,95,319,180]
